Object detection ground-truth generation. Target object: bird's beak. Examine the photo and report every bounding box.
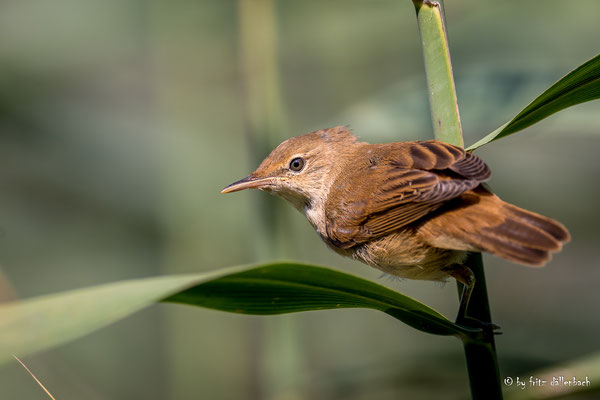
[221,175,277,194]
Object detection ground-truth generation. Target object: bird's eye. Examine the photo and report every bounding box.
[289,157,305,172]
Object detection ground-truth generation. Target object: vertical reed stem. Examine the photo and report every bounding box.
[238,1,302,399]
[412,1,502,398]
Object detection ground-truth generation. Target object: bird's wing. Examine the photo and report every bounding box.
[324,140,490,248]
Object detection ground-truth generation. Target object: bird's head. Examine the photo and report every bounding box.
[222,126,359,211]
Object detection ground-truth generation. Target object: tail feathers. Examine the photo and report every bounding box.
[503,203,570,243]
[466,202,570,266]
[424,190,571,267]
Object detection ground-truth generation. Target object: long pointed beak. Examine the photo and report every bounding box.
[221,175,276,194]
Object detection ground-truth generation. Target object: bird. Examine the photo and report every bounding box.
[221,126,570,323]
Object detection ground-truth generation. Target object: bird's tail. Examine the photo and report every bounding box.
[424,189,570,266]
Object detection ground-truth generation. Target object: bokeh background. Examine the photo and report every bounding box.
[1,0,600,399]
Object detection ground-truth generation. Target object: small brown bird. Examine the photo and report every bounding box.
[222,126,570,322]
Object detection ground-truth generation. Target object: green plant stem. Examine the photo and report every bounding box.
[413,0,463,146]
[238,1,302,399]
[413,1,502,398]
[239,0,289,259]
[461,253,502,399]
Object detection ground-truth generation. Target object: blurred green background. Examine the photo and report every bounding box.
[1,0,599,399]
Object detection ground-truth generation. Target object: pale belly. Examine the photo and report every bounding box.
[325,230,468,281]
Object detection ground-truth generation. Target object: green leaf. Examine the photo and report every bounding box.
[163,262,474,336]
[0,271,224,367]
[468,53,600,150]
[0,262,475,366]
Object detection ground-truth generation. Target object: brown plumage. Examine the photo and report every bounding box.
[222,126,570,284]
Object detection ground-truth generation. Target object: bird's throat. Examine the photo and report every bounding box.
[303,198,328,237]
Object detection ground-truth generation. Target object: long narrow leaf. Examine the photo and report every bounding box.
[0,262,475,366]
[468,53,600,150]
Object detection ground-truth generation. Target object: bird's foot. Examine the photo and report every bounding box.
[455,316,502,335]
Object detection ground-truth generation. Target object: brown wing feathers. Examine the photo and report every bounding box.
[325,141,490,248]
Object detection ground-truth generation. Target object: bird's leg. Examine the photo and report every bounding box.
[443,264,501,334]
[442,264,475,325]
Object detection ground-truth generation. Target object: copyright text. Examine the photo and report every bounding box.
[503,375,590,390]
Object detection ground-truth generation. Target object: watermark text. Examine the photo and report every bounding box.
[504,375,591,390]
